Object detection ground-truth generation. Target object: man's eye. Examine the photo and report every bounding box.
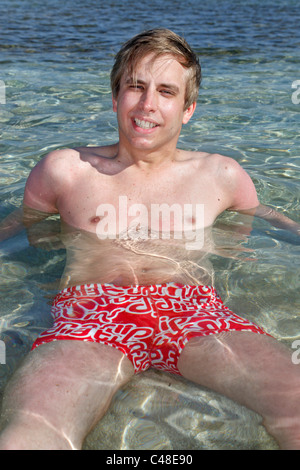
[129,85,143,90]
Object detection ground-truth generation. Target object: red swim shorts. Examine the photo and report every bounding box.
[32,283,267,375]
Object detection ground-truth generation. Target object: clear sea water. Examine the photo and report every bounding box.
[0,0,299,450]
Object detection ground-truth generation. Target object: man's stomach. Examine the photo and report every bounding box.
[59,224,214,288]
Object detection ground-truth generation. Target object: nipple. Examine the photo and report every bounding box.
[90,216,101,224]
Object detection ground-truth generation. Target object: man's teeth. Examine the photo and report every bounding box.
[134,118,157,129]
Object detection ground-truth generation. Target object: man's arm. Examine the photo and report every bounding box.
[0,206,56,242]
[23,151,63,214]
[220,156,300,235]
[1,150,67,243]
[239,204,300,236]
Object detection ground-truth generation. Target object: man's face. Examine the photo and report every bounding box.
[112,53,196,154]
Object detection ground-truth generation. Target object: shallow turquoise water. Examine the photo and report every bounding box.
[0,0,299,450]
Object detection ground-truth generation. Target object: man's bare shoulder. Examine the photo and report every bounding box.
[24,148,80,213]
[180,149,240,174]
[42,147,81,168]
[40,146,105,177]
[206,152,244,176]
[73,144,118,161]
[182,150,259,210]
[26,148,82,195]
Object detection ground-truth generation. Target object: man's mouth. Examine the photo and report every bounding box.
[134,118,158,130]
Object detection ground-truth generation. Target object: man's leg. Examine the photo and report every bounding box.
[177,331,300,449]
[0,340,135,450]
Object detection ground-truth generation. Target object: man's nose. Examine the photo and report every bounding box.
[140,88,158,112]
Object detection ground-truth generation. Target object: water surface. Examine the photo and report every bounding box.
[0,0,299,450]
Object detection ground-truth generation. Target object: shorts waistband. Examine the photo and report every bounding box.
[57,283,216,300]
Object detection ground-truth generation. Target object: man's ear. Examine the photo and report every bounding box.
[112,94,117,112]
[182,101,197,124]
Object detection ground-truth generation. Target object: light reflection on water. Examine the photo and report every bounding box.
[0,0,300,450]
[84,370,277,450]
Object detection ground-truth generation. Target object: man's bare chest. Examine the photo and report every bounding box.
[58,166,223,234]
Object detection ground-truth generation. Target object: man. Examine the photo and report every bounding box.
[0,29,300,450]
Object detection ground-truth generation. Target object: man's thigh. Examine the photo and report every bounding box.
[0,340,134,449]
[177,331,300,419]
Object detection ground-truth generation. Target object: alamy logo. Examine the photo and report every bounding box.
[291,340,300,364]
[95,196,205,250]
[0,340,6,364]
[291,80,300,105]
[0,80,5,104]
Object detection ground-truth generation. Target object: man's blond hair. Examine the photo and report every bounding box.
[110,29,201,110]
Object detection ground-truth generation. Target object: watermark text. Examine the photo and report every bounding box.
[95,196,205,250]
[292,340,300,364]
[0,80,6,104]
[0,340,6,364]
[291,80,300,105]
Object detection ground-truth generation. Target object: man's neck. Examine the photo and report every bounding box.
[115,140,179,171]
